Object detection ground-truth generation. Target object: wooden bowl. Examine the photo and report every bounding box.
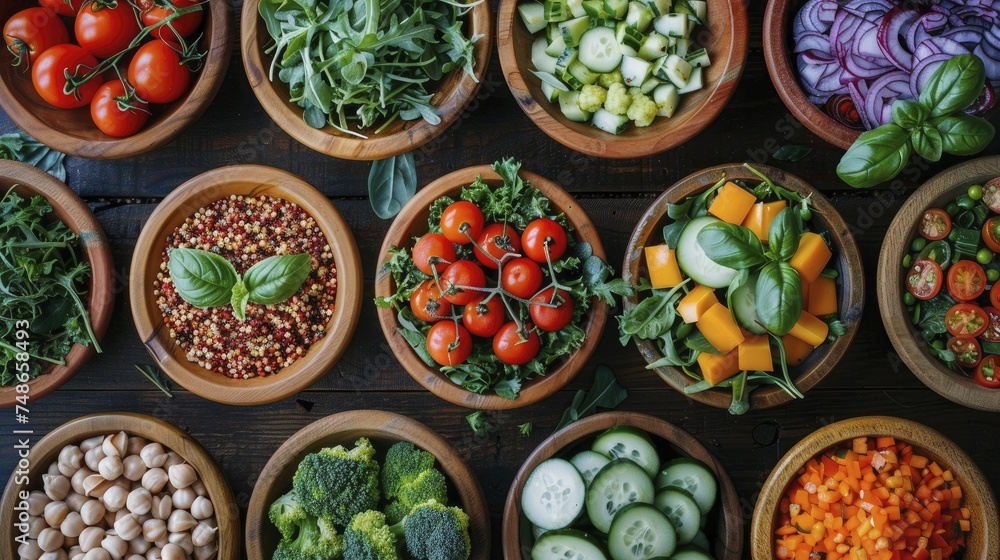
[0,161,114,408]
[0,0,232,159]
[128,165,363,405]
[750,416,1000,560]
[240,0,492,160]
[374,164,609,409]
[246,409,490,560]
[497,0,748,158]
[878,155,1000,412]
[762,0,860,150]
[622,163,864,410]
[0,412,241,560]
[502,411,743,559]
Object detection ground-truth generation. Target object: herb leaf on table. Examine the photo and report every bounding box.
[369,153,417,219]
[554,365,628,431]
[0,132,68,181]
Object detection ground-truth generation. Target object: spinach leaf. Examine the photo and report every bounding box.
[918,54,987,118]
[555,365,628,430]
[243,253,312,305]
[891,99,929,130]
[931,114,996,156]
[836,124,912,189]
[767,208,802,262]
[696,222,767,269]
[618,290,678,340]
[646,330,698,368]
[166,248,239,308]
[369,152,417,219]
[755,262,802,335]
[910,125,943,162]
[0,132,68,182]
[683,330,720,355]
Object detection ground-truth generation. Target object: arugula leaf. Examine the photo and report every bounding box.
[555,365,628,430]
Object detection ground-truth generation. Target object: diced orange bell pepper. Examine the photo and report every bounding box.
[781,333,815,366]
[708,182,757,225]
[739,334,773,372]
[809,275,839,316]
[678,285,719,323]
[697,348,740,386]
[788,311,830,348]
[790,232,833,284]
[644,244,684,288]
[696,303,745,354]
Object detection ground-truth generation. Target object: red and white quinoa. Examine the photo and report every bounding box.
[155,195,337,378]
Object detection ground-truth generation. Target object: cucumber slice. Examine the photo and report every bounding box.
[652,83,679,117]
[673,37,692,56]
[556,48,579,75]
[559,91,592,122]
[582,0,609,18]
[730,274,767,335]
[522,458,587,530]
[689,0,707,24]
[684,47,711,67]
[589,17,617,28]
[567,0,588,17]
[603,0,629,18]
[653,489,700,544]
[591,108,629,134]
[585,459,656,533]
[532,37,559,74]
[570,450,612,488]
[591,426,661,477]
[640,75,661,94]
[643,0,672,17]
[677,66,703,93]
[637,32,670,60]
[541,80,568,102]
[653,13,688,38]
[615,21,643,51]
[675,216,739,288]
[520,2,548,33]
[546,34,568,56]
[654,458,718,516]
[658,53,692,88]
[606,503,677,560]
[566,59,600,88]
[578,27,623,73]
[620,55,651,86]
[625,1,654,32]
[532,529,609,560]
[547,22,561,41]
[544,0,572,22]
[668,546,714,560]
[560,16,592,48]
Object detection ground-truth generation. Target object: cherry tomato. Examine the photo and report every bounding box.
[905,258,943,301]
[980,307,1000,342]
[474,223,521,269]
[128,39,191,104]
[947,337,982,368]
[982,217,1000,253]
[982,177,1000,214]
[409,279,451,323]
[90,80,149,137]
[440,260,486,305]
[411,233,456,275]
[75,1,141,59]
[493,322,540,365]
[501,257,543,299]
[2,8,68,66]
[440,201,485,245]
[974,355,1000,389]
[38,0,85,17]
[138,0,203,44]
[32,44,104,109]
[919,208,951,240]
[462,294,505,338]
[947,260,986,301]
[426,321,472,366]
[530,287,574,332]
[945,303,989,338]
[522,218,568,263]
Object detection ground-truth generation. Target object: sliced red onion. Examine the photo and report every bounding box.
[864,71,911,125]
[974,43,1000,82]
[906,12,949,51]
[877,6,919,70]
[794,0,835,35]
[940,26,984,48]
[965,84,996,116]
[909,53,951,98]
[847,81,875,129]
[794,31,834,54]
[913,36,972,59]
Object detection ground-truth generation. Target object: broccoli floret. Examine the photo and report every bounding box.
[273,515,344,560]
[384,467,448,524]
[389,500,471,560]
[343,510,401,560]
[381,442,436,499]
[627,93,659,127]
[384,500,412,526]
[578,84,608,113]
[293,438,380,526]
[604,83,632,115]
[598,69,624,88]
[270,490,309,540]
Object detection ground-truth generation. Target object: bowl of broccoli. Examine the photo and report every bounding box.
[245,409,491,560]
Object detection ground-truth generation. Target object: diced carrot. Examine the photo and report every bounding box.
[789,310,830,347]
[696,348,741,387]
[876,436,896,449]
[909,455,928,469]
[677,285,719,324]
[853,437,869,454]
[708,181,757,224]
[696,303,745,354]
[644,245,684,288]
[790,232,833,284]
[809,274,839,316]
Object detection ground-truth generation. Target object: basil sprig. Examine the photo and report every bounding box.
[837,54,996,188]
[167,248,312,321]
[369,152,417,219]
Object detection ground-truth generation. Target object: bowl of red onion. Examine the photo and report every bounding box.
[764,0,999,150]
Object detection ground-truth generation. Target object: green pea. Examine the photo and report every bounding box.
[977,248,993,265]
[911,238,927,252]
[957,194,976,210]
[946,202,961,215]
[969,184,983,201]
[988,269,999,282]
[903,292,917,306]
[932,340,945,350]
[902,254,912,268]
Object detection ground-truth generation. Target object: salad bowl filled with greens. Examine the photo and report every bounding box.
[619,163,863,414]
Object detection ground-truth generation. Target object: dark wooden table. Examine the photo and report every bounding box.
[3,2,999,558]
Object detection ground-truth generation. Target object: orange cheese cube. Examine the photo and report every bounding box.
[808,275,838,316]
[788,311,829,347]
[738,334,774,372]
[789,232,832,284]
[800,277,811,311]
[741,200,788,242]
[677,285,718,323]
[696,303,745,354]
[644,244,683,288]
[698,348,741,386]
[708,182,757,225]
[780,334,815,366]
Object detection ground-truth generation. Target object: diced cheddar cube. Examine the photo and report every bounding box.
[789,232,832,284]
[809,275,838,316]
[708,182,757,225]
[645,244,683,288]
[788,311,829,347]
[696,303,745,354]
[800,277,811,311]
[677,285,718,324]
[781,334,815,366]
[741,200,788,242]
[698,348,741,386]
[738,334,773,372]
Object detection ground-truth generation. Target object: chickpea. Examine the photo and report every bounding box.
[168,532,193,555]
[126,488,152,516]
[102,533,128,559]
[44,474,71,501]
[190,481,208,497]
[60,512,85,538]
[189,497,213,520]
[58,446,84,477]
[65,492,88,513]
[126,437,148,457]
[166,510,196,533]
[40,551,69,560]
[192,543,217,560]
[139,444,167,469]
[28,490,51,516]
[80,500,106,526]
[103,486,128,513]
[83,474,113,498]
[190,523,217,547]
[142,519,167,543]
[127,536,150,554]
[29,516,48,539]
[80,435,104,453]
[170,488,195,511]
[19,539,43,560]
[48,462,62,476]
[44,500,69,527]
[122,456,147,482]
[151,495,172,521]
[71,468,95,495]
[143,548,161,560]
[38,527,65,552]
[103,432,128,458]
[162,453,184,470]
[142,469,168,494]
[167,464,197,490]
[99,456,124,481]
[78,526,106,552]
[84,447,106,473]
[82,548,111,560]
[160,543,185,560]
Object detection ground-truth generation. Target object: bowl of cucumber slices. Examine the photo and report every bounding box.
[502,411,743,560]
[497,0,748,158]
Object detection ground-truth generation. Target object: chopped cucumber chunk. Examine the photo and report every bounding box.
[677,66,703,93]
[620,55,652,86]
[653,83,679,117]
[559,16,591,48]
[644,0,672,16]
[658,53,692,87]
[654,13,688,38]
[603,0,629,18]
[591,108,629,134]
[541,80,568,102]
[637,31,670,60]
[684,47,711,67]
[559,91,592,122]
[532,36,559,74]
[615,21,643,51]
[567,0,588,17]
[519,2,548,33]
[545,33,568,56]
[544,0,571,22]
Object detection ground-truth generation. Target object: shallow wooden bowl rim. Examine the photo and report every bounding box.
[750,415,1000,560]
[877,155,1000,412]
[0,161,114,408]
[0,412,241,560]
[128,164,364,406]
[240,0,493,160]
[501,411,744,560]
[621,163,865,409]
[245,409,491,560]
[374,164,609,410]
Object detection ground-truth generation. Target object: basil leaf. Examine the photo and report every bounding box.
[555,365,627,430]
[369,152,417,219]
[836,124,912,188]
[891,99,930,130]
[696,222,767,269]
[231,282,250,321]
[910,125,943,162]
[754,262,802,335]
[167,248,239,308]
[662,218,689,249]
[244,253,312,305]
[767,208,802,262]
[771,145,812,162]
[931,114,996,156]
[918,54,987,118]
